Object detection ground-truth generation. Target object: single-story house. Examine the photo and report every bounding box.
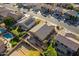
[29,21,55,41]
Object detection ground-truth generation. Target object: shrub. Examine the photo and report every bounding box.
[10,37,19,47]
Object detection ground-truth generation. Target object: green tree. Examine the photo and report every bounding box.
[69,15,78,21]
[67,4,74,10]
[43,36,57,56]
[10,37,19,47]
[11,26,27,37]
[4,16,14,27]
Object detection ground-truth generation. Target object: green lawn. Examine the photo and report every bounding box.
[11,26,20,37]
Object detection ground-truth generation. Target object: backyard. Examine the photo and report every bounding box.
[10,42,41,56]
[11,26,27,37]
[10,26,27,47]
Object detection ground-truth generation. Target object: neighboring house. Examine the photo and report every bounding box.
[8,11,24,21]
[55,34,79,56]
[20,3,54,14]
[66,10,77,17]
[23,33,45,51]
[0,6,23,21]
[54,7,63,14]
[32,6,41,13]
[21,3,53,11]
[0,7,12,17]
[0,40,6,55]
[9,42,40,56]
[41,4,54,12]
[16,15,37,31]
[19,3,37,9]
[57,3,71,8]
[64,10,78,20]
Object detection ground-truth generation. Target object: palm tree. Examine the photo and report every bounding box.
[11,26,27,37]
[43,36,57,56]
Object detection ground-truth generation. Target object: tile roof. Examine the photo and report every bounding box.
[56,34,79,51]
[30,22,54,40]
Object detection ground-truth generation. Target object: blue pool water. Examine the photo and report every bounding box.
[3,33,14,40]
[0,28,6,34]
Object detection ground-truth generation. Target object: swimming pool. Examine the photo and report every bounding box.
[3,33,14,40]
[0,28,6,34]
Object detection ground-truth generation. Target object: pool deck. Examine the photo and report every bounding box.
[2,32,14,40]
[0,27,14,41]
[0,36,8,44]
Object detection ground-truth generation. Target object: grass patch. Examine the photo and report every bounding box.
[10,37,19,47]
